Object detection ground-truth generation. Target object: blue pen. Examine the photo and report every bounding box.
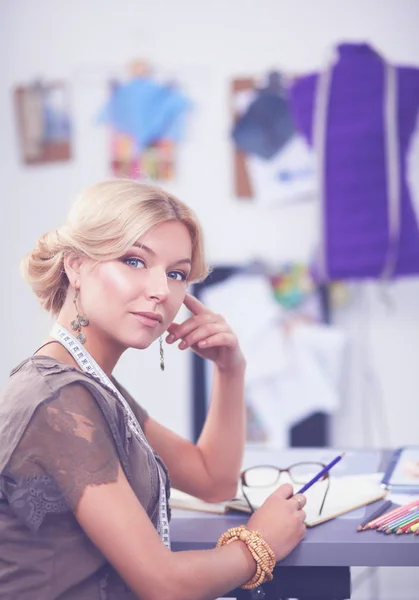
[297,452,345,494]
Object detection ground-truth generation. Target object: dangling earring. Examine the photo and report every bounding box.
[159,336,165,371]
[71,289,89,344]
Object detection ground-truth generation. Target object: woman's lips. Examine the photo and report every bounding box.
[131,312,162,328]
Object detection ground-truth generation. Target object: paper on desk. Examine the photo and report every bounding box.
[241,472,387,526]
[388,492,419,506]
[169,489,230,514]
[170,474,387,527]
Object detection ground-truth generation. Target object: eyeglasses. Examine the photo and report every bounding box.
[240,462,330,516]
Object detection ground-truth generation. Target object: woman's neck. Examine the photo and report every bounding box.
[43,297,126,376]
[33,338,82,371]
[60,322,124,377]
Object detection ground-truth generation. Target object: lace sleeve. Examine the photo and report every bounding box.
[6,383,120,514]
[111,378,149,431]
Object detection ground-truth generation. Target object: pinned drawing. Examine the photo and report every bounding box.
[14,81,72,165]
[230,72,315,206]
[98,60,191,181]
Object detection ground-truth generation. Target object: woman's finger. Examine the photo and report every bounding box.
[166,313,221,343]
[178,323,230,349]
[183,293,209,315]
[293,494,306,511]
[276,484,294,499]
[195,332,237,350]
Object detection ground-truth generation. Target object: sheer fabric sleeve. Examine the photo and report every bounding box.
[111,378,149,431]
[5,383,120,522]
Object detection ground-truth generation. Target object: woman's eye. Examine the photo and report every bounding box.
[124,257,145,269]
[167,271,187,281]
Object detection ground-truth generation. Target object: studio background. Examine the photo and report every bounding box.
[2,2,419,599]
[1,0,419,471]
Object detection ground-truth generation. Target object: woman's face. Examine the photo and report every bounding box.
[77,220,192,351]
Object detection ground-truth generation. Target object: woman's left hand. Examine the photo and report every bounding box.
[165,294,245,373]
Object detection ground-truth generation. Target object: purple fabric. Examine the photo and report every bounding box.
[290,43,419,280]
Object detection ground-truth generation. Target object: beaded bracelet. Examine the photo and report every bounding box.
[216,525,276,589]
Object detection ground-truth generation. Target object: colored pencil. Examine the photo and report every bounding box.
[372,499,419,528]
[357,500,393,531]
[376,504,419,531]
[363,499,419,530]
[396,517,419,534]
[297,452,345,494]
[385,506,419,527]
[379,507,419,532]
[411,522,419,534]
[383,509,419,534]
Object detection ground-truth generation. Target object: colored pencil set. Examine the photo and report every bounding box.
[357,499,419,534]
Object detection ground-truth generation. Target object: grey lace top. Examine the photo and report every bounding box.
[0,355,170,600]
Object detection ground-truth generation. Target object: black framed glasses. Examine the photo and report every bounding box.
[240,462,330,516]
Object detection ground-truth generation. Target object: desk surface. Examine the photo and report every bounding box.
[170,447,419,567]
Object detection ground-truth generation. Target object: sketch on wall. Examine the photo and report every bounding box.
[97,60,191,182]
[14,81,72,165]
[230,72,316,207]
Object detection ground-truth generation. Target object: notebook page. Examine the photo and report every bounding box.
[243,473,386,526]
[169,489,230,514]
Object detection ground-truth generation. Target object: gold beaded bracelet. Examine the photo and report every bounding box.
[216,525,276,589]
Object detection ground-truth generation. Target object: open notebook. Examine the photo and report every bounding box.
[170,473,387,527]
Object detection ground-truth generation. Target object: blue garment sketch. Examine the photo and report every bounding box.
[232,72,296,160]
[98,76,191,151]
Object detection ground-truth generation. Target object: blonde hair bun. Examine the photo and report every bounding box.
[21,179,208,315]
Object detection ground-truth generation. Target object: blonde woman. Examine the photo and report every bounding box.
[0,179,306,600]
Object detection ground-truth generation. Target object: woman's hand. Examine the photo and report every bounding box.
[247,484,306,562]
[166,293,245,373]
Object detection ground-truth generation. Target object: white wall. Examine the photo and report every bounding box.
[1,0,419,449]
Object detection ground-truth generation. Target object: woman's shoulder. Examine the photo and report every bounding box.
[1,356,62,410]
[0,356,130,475]
[0,355,119,417]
